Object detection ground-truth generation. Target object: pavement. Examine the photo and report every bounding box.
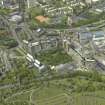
[55,63,77,74]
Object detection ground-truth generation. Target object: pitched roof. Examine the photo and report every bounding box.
[35,16,49,23]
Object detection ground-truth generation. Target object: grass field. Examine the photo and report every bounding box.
[6,85,68,105]
[3,72,105,105]
[31,85,67,105]
[69,92,105,105]
[6,90,105,105]
[8,91,30,101]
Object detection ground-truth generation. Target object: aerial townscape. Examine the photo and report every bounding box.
[1,0,105,105]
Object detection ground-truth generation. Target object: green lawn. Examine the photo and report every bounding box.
[5,88,105,105]
[37,49,73,66]
[8,91,31,102]
[2,70,105,105]
[6,101,29,105]
[32,85,65,100]
[31,85,67,105]
[5,85,67,105]
[4,77,105,105]
[70,92,105,105]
